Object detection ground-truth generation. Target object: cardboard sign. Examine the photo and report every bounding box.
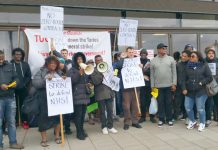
[46,77,74,116]
[118,19,138,47]
[208,63,216,75]
[102,67,120,92]
[40,6,64,38]
[121,57,145,89]
[147,49,154,60]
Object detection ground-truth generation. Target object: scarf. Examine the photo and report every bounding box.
[187,61,202,70]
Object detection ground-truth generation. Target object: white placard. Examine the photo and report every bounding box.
[208,63,216,75]
[118,19,138,47]
[102,67,120,91]
[40,6,64,38]
[147,49,154,60]
[121,57,145,89]
[46,77,74,116]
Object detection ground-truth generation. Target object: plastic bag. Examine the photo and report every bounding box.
[149,96,158,115]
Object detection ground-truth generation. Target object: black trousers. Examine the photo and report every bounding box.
[99,99,113,129]
[213,94,218,121]
[74,105,86,134]
[157,87,173,122]
[205,97,213,121]
[15,88,28,123]
[174,88,184,119]
[64,113,72,130]
[140,86,155,119]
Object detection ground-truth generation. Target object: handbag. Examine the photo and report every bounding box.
[206,77,218,96]
[21,92,40,115]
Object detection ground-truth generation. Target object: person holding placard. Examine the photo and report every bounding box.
[150,43,177,127]
[90,55,118,135]
[32,56,62,147]
[114,47,142,130]
[67,52,90,140]
[61,49,73,70]
[205,46,218,127]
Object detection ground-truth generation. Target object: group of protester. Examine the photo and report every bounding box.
[0,42,217,149]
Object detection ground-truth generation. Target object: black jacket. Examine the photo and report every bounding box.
[11,60,31,89]
[182,62,212,97]
[177,61,188,89]
[67,52,90,105]
[67,67,90,105]
[90,68,114,101]
[0,61,19,97]
[141,58,151,87]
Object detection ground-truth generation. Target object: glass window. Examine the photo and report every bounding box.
[200,34,218,57]
[141,34,168,54]
[172,34,197,54]
[0,31,24,61]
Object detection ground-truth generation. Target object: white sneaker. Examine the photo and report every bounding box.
[198,123,205,132]
[102,127,108,134]
[187,121,197,130]
[108,128,118,134]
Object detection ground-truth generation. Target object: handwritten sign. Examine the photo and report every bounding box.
[102,67,120,91]
[40,6,64,38]
[121,57,145,89]
[46,77,73,116]
[118,19,138,47]
[208,63,216,75]
[147,49,155,60]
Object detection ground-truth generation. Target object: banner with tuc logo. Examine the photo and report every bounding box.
[24,29,112,77]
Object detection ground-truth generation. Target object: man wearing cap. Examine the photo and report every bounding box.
[205,46,218,127]
[139,48,156,123]
[150,43,177,127]
[184,44,194,52]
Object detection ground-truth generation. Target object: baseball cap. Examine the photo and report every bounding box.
[157,43,168,49]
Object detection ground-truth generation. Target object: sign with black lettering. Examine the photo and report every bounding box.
[40,6,64,38]
[102,67,120,91]
[118,19,138,46]
[208,63,216,75]
[121,57,145,89]
[46,77,73,116]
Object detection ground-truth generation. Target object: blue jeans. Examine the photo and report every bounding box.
[185,95,208,124]
[0,96,17,147]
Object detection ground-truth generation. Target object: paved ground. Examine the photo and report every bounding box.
[2,119,218,150]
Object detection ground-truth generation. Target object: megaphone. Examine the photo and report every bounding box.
[97,62,108,73]
[79,63,94,75]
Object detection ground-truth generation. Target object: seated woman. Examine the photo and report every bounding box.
[32,56,63,147]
